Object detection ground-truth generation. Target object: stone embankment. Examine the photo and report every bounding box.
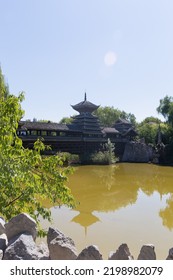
[122,142,154,163]
[0,213,173,260]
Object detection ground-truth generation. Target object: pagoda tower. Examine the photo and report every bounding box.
[71,93,102,136]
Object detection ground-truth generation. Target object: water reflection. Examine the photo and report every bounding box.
[160,195,173,230]
[40,163,173,259]
[71,212,100,236]
[67,164,173,231]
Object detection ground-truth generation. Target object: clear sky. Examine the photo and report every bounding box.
[0,0,173,123]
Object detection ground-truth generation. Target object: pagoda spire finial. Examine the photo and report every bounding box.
[84,92,87,101]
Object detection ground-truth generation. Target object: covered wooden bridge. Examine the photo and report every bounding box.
[18,94,137,161]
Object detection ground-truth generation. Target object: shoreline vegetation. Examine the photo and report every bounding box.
[60,139,118,166]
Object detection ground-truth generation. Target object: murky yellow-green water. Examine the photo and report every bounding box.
[41,163,173,259]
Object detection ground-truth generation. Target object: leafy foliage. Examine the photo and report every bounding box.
[157,95,173,126]
[137,117,160,144]
[0,93,75,230]
[91,139,118,164]
[0,67,10,100]
[94,106,136,127]
[139,116,161,125]
[137,122,158,144]
[56,152,80,165]
[59,116,74,124]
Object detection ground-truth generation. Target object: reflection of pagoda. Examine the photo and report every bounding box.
[71,211,100,236]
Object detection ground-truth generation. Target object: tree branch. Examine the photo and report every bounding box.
[5,192,24,208]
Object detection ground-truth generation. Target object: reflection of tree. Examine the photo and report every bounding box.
[68,164,173,231]
[133,164,167,196]
[137,165,173,230]
[42,163,173,231]
[159,195,173,230]
[92,165,118,190]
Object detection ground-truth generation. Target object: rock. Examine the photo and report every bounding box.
[47,227,77,260]
[137,244,156,260]
[5,213,37,241]
[47,227,60,244]
[166,248,173,260]
[0,234,8,251]
[108,243,134,260]
[77,245,102,260]
[122,142,153,163]
[0,217,5,235]
[37,242,50,260]
[0,249,3,260]
[3,233,47,260]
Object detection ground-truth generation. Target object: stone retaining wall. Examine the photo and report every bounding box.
[0,213,173,260]
[122,142,154,163]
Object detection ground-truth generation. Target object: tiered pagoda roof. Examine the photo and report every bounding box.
[113,118,138,137]
[70,94,102,135]
[71,93,99,114]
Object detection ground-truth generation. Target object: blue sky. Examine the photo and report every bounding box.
[0,0,173,122]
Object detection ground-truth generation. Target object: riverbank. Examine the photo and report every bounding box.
[1,213,173,260]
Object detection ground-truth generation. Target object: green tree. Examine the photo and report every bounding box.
[59,116,74,124]
[94,106,136,127]
[34,118,54,123]
[137,122,159,144]
[137,116,171,145]
[0,93,75,232]
[0,67,10,99]
[104,138,118,164]
[24,118,53,123]
[119,111,136,126]
[156,95,173,145]
[162,124,173,144]
[157,95,173,126]
[137,116,163,144]
[90,139,118,164]
[140,116,161,125]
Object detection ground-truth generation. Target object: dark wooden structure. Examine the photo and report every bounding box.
[18,94,137,161]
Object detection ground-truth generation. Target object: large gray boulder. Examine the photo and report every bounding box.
[3,233,47,260]
[137,244,156,260]
[0,234,8,251]
[166,248,173,260]
[5,213,37,241]
[77,245,102,260]
[0,217,5,235]
[108,243,134,260]
[47,227,77,260]
[37,242,50,260]
[122,142,153,163]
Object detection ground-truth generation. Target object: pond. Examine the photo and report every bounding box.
[41,163,173,259]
